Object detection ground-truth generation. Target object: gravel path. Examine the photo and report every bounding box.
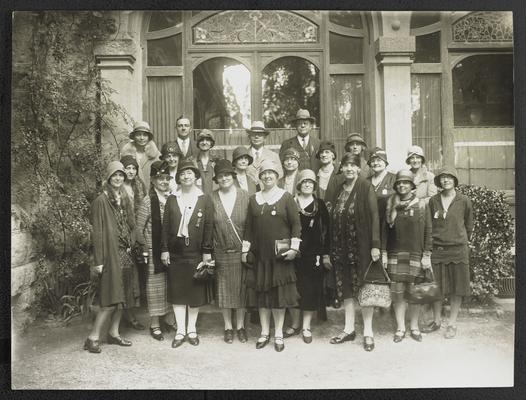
[11,306,514,389]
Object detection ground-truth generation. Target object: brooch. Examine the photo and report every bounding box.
[196,209,203,228]
[271,210,277,216]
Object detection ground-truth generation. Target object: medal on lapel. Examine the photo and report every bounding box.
[309,218,314,228]
[196,209,203,228]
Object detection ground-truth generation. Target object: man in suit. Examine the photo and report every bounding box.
[280,109,321,172]
[245,121,283,182]
[174,116,197,160]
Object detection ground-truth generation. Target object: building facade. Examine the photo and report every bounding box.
[94,10,514,190]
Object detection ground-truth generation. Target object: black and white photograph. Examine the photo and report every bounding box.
[9,8,517,390]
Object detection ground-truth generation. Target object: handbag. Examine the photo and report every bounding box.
[406,268,442,304]
[357,260,392,308]
[192,260,215,282]
[275,239,291,257]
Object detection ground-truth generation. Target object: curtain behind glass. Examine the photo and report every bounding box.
[411,74,442,171]
[330,75,364,158]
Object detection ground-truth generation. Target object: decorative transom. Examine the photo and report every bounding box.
[452,11,513,42]
[193,11,318,44]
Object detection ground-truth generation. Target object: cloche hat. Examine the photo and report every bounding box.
[406,145,426,165]
[106,161,126,182]
[129,121,153,141]
[434,166,459,188]
[296,169,317,191]
[393,169,416,190]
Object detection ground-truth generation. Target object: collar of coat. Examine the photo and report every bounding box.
[121,140,161,160]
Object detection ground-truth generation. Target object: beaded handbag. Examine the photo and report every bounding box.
[357,260,392,308]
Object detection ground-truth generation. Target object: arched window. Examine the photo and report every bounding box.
[193,58,251,130]
[261,57,320,128]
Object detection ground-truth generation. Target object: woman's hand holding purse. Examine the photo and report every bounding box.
[421,252,432,270]
[281,249,298,261]
[371,248,380,262]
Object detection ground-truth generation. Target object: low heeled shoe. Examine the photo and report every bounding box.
[329,331,356,344]
[84,338,101,353]
[363,336,375,352]
[107,335,132,347]
[187,332,200,346]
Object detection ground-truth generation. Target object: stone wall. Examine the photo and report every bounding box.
[11,204,38,330]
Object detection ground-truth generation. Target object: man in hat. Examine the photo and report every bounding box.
[245,121,283,182]
[121,121,161,189]
[173,116,197,160]
[280,109,321,172]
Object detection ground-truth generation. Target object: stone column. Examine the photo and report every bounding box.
[94,11,143,155]
[375,13,415,172]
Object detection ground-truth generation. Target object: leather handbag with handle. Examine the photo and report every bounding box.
[406,268,442,304]
[358,260,392,308]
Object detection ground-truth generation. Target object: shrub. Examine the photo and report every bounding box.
[456,184,515,302]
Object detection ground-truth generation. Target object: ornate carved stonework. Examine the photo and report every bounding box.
[453,11,513,42]
[193,11,318,44]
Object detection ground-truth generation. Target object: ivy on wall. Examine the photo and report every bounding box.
[12,11,127,318]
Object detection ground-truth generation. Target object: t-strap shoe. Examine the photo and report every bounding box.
[256,334,270,349]
[393,330,406,343]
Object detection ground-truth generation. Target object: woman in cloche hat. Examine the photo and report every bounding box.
[210,159,251,344]
[242,159,302,352]
[405,145,437,203]
[135,161,177,342]
[84,161,137,353]
[121,121,161,190]
[423,166,473,339]
[382,170,432,344]
[284,169,331,344]
[160,159,214,348]
[232,146,259,195]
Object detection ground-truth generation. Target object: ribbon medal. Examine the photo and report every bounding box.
[271,209,277,216]
[309,218,314,228]
[196,209,203,228]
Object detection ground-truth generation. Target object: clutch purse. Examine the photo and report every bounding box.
[275,239,291,257]
[357,260,392,309]
[406,268,442,304]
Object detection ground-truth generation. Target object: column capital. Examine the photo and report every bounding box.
[96,54,136,72]
[375,36,416,67]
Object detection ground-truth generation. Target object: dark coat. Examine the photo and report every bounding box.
[173,135,198,160]
[91,193,131,307]
[368,171,396,244]
[280,135,321,172]
[161,193,214,256]
[331,177,382,284]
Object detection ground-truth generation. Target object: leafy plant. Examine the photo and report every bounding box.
[456,184,515,302]
[12,11,127,318]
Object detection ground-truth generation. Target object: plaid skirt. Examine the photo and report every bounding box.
[145,249,172,317]
[214,251,246,309]
[387,251,426,303]
[118,247,141,309]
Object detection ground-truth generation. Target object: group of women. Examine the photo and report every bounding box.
[84,120,473,354]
